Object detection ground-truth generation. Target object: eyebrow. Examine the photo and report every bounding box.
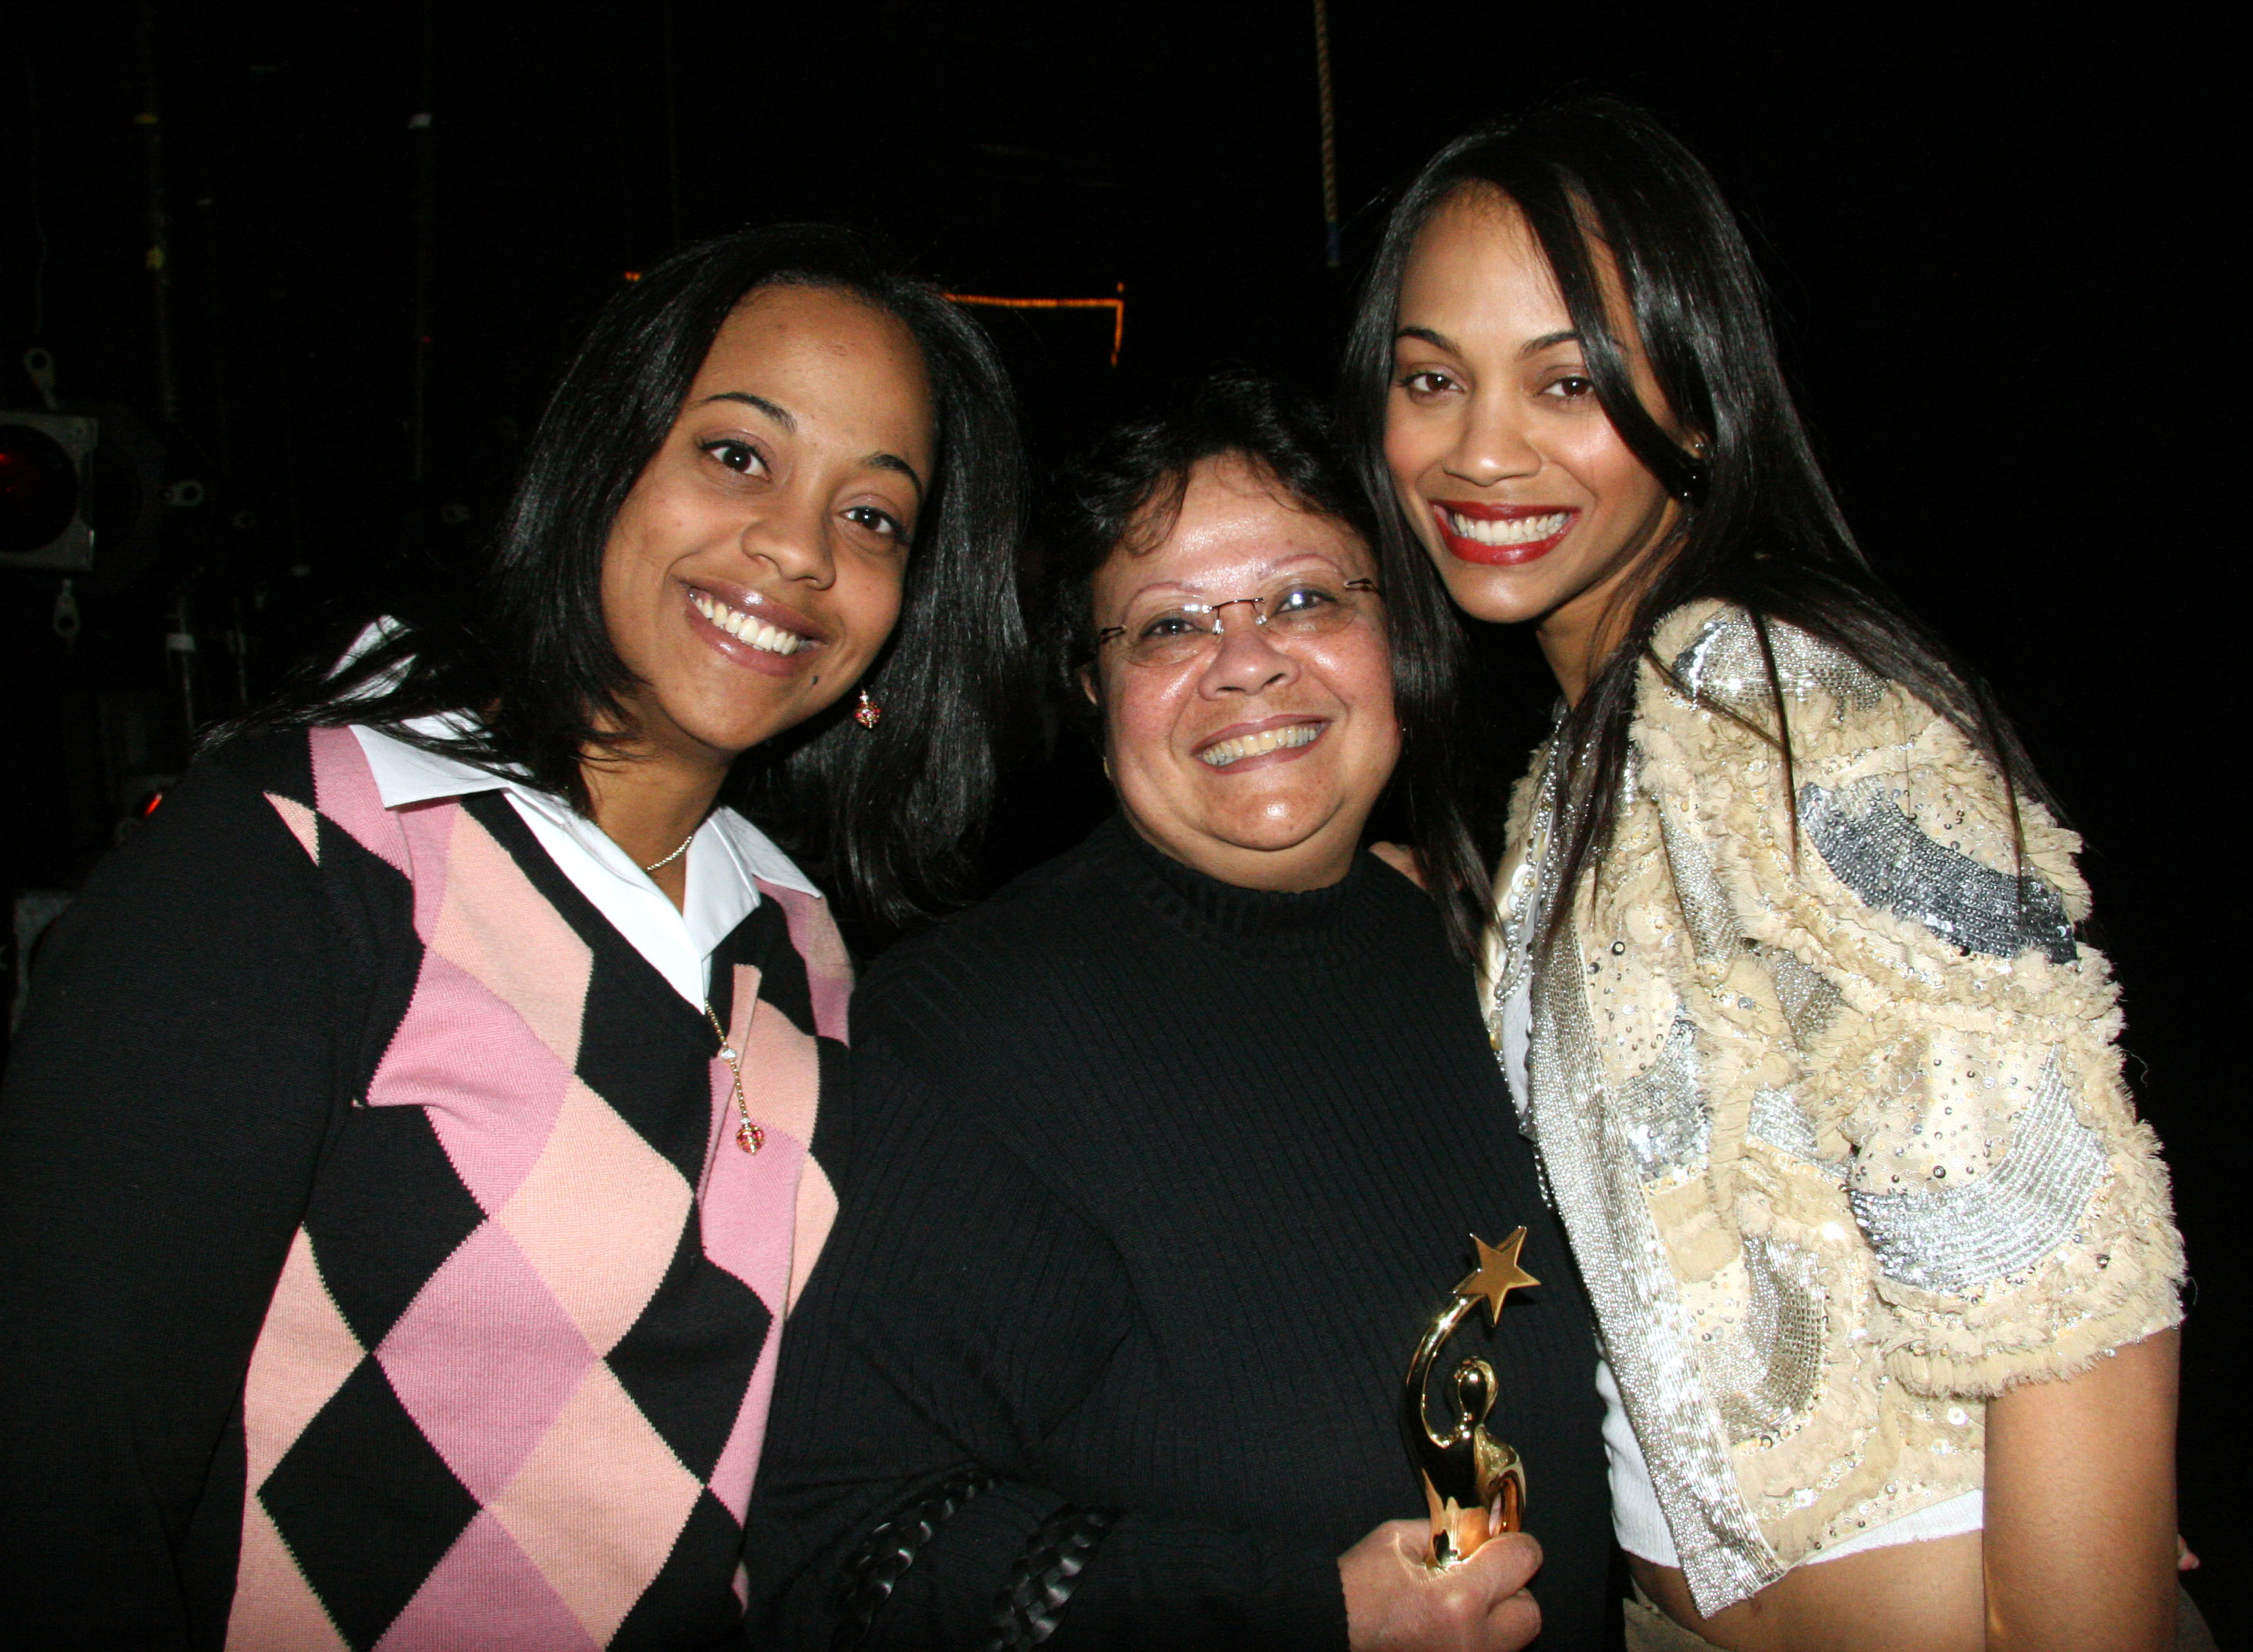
[697,390,795,430]
[867,452,926,500]
[1394,325,1582,360]
[1117,551,1353,605]
[695,390,925,499]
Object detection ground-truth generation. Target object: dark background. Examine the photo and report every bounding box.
[2,2,2238,1635]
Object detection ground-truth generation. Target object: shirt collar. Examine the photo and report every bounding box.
[350,718,822,904]
[353,712,518,807]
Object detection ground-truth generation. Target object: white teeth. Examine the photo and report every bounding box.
[1198,722,1322,768]
[1445,509,1571,546]
[690,590,806,656]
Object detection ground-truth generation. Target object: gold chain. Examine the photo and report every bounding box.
[703,1002,764,1154]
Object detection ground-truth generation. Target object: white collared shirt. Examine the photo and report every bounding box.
[349,721,821,1008]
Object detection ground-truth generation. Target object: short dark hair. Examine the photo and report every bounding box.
[1043,368,1380,716]
[1339,97,2056,957]
[231,224,1029,930]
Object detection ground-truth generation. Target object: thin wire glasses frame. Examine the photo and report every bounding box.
[1094,575,1384,670]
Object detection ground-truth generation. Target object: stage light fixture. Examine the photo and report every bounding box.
[1,411,98,569]
[1,405,169,586]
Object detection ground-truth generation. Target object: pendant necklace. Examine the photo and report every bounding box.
[703,1002,764,1153]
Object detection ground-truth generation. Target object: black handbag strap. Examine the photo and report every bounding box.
[832,1467,997,1651]
[981,1502,1121,1650]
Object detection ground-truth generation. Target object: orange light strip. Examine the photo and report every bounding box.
[944,288,1126,366]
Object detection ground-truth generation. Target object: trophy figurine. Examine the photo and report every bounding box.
[1399,1229,1539,1569]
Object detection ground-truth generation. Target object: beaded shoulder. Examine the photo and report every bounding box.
[1653,603,1887,719]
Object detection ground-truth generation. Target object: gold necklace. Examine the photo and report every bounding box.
[703,1002,764,1153]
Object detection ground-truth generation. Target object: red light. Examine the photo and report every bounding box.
[141,790,166,817]
[0,423,81,553]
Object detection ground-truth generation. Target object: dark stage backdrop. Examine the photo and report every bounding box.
[2,2,2237,1631]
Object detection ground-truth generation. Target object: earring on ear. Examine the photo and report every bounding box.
[854,688,882,730]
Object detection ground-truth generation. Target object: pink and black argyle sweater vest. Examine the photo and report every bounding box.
[229,727,846,1649]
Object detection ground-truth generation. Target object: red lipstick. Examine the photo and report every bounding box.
[1430,501,1577,567]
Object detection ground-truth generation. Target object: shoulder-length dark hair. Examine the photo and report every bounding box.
[230,224,1028,930]
[1339,96,2056,956]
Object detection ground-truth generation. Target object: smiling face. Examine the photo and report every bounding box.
[599,282,935,769]
[1385,187,1685,695]
[1088,454,1398,892]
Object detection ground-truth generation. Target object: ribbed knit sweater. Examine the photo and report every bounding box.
[743,817,1610,1650]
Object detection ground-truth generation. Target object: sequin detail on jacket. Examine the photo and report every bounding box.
[1491,603,2184,1616]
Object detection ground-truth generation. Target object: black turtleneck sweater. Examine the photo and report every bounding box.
[743,818,1610,1650]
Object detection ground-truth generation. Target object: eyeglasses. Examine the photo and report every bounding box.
[1094,576,1383,670]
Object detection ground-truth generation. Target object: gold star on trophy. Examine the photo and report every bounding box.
[1399,1227,1538,1568]
[1456,1229,1540,1328]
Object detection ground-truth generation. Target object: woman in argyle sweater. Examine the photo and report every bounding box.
[0,225,1027,1650]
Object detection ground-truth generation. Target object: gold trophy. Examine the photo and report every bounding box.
[1399,1229,1538,1568]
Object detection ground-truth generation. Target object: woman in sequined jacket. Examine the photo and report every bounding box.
[1335,98,2193,1652]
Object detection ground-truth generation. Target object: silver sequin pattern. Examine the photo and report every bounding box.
[1800,778,2077,964]
[1705,1237,1829,1439]
[1657,806,1739,962]
[1849,1051,2104,1294]
[1489,746,1566,1012]
[1747,1085,1843,1181]
[1761,946,1845,1050]
[1669,610,1888,713]
[1530,931,1783,1612]
[1621,1015,1709,1179]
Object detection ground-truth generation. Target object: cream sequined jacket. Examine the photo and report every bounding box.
[1484,602,2184,1616]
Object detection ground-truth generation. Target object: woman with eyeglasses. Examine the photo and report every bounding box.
[743,371,1614,1652]
[1338,99,2193,1651]
[0,226,1026,1646]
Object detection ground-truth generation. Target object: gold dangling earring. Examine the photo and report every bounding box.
[854,688,882,730]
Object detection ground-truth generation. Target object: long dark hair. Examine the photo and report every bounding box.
[229,224,1028,930]
[1339,97,2056,957]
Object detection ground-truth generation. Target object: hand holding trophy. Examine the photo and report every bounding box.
[1340,1227,1547,1649]
[1399,1229,1539,1569]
